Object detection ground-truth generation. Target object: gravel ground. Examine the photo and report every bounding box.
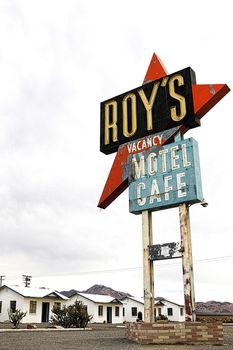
[0,324,232,350]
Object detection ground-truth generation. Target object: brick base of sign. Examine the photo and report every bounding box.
[126,322,223,345]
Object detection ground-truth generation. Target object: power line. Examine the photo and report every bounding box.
[5,255,233,282]
[152,254,233,268]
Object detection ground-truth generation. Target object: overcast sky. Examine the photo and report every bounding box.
[0,0,232,304]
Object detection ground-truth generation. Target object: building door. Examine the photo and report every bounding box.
[107,307,112,323]
[137,311,143,321]
[41,302,50,322]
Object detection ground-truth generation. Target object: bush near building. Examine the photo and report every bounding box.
[51,300,92,328]
[8,309,27,328]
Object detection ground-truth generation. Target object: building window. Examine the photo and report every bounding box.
[131,307,137,316]
[158,307,162,316]
[54,302,61,310]
[167,308,173,316]
[0,301,2,313]
[123,307,125,317]
[84,305,88,312]
[10,300,16,313]
[98,305,103,316]
[180,307,184,316]
[29,301,37,313]
[115,306,119,317]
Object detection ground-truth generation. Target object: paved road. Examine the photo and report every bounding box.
[0,325,233,350]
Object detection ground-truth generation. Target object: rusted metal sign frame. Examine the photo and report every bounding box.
[149,242,182,261]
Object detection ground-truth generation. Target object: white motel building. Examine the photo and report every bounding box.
[0,284,184,324]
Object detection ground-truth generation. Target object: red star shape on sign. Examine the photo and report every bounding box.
[98,53,230,209]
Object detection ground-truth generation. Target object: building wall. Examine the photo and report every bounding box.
[22,297,63,323]
[122,297,184,323]
[0,287,25,322]
[0,288,64,323]
[155,300,185,322]
[0,288,184,324]
[65,295,123,324]
[122,297,144,323]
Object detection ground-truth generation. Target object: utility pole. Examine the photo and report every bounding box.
[22,275,31,287]
[0,275,5,287]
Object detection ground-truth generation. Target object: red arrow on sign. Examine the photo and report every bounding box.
[98,53,230,209]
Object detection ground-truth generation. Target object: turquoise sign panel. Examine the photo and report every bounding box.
[128,138,203,214]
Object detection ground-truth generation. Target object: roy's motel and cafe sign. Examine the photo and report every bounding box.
[98,53,230,324]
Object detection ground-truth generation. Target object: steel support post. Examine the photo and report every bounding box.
[179,203,196,322]
[142,210,154,322]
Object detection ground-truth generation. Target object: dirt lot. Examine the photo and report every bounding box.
[0,324,233,350]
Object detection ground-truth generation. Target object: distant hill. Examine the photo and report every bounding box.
[83,284,132,299]
[60,288,79,298]
[60,285,233,314]
[195,300,233,314]
[60,284,132,299]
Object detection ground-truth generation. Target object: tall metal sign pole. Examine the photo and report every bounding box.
[98,53,230,323]
[179,203,196,321]
[175,132,196,321]
[142,210,154,322]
